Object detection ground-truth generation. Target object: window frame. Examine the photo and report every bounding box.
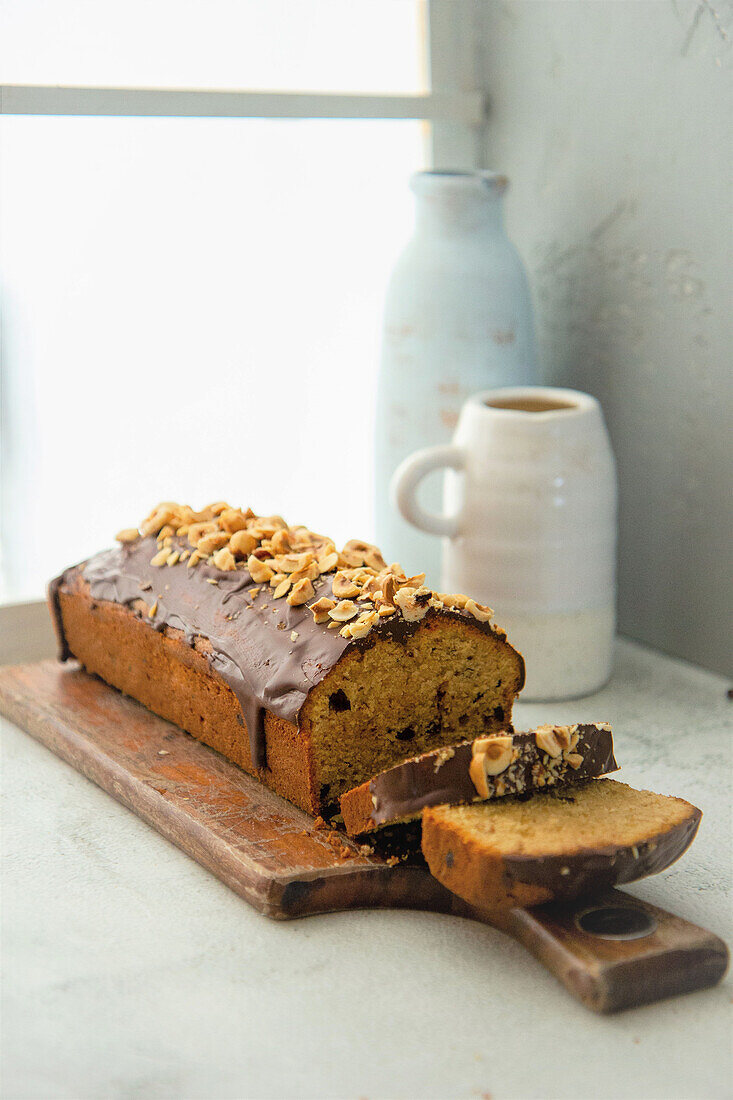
[0,0,487,165]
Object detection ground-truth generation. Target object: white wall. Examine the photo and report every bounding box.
[476,0,732,675]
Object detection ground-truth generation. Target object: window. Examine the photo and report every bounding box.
[0,0,483,602]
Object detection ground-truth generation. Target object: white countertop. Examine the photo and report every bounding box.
[2,638,732,1100]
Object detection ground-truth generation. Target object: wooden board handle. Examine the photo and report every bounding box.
[484,887,729,1013]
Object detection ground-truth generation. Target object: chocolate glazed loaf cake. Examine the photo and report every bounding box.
[49,502,525,817]
[340,723,619,836]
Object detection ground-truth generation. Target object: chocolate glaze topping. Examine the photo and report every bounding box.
[50,537,507,770]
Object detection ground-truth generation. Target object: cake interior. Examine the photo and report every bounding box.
[426,779,696,856]
[304,614,523,810]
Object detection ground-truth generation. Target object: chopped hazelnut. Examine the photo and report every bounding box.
[438,593,468,610]
[535,724,579,757]
[275,552,315,574]
[212,546,236,571]
[469,735,514,796]
[187,521,218,547]
[535,726,564,758]
[465,598,493,622]
[247,555,275,583]
[273,578,292,600]
[115,527,140,543]
[381,575,396,607]
[289,561,320,584]
[481,735,515,774]
[332,572,360,599]
[197,532,231,555]
[329,600,359,622]
[309,597,336,624]
[269,529,294,555]
[348,609,379,639]
[229,530,258,558]
[393,586,428,622]
[219,509,248,534]
[317,551,339,574]
[287,577,315,606]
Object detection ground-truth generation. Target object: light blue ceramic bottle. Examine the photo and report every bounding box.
[375,170,538,582]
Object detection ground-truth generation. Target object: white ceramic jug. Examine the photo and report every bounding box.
[391,387,617,700]
[375,170,538,585]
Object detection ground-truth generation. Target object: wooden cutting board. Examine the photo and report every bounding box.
[0,660,727,1014]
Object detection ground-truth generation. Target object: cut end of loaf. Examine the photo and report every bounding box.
[304,612,524,815]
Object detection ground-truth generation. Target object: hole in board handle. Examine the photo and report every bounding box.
[575,906,658,941]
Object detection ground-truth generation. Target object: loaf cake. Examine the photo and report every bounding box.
[421,779,702,910]
[340,723,618,836]
[49,501,525,817]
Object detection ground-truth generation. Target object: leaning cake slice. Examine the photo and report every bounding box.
[340,723,618,836]
[421,779,701,910]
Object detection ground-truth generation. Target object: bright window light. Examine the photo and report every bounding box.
[0,115,426,599]
[0,0,426,94]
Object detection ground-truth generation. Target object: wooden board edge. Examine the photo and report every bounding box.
[0,663,440,920]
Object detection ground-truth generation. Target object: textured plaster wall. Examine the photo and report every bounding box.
[476,0,732,675]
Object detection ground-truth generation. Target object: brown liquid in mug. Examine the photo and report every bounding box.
[487,397,576,413]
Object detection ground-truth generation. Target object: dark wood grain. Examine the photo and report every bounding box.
[492,893,728,1013]
[0,661,727,1012]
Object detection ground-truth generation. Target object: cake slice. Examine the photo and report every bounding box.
[49,501,524,817]
[421,779,701,910]
[340,723,618,836]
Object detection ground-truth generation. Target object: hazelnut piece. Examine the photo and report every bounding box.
[219,509,248,534]
[468,735,514,797]
[332,572,360,599]
[328,600,359,622]
[229,530,258,558]
[465,598,493,622]
[309,597,336,624]
[287,578,315,606]
[212,547,236,571]
[247,555,275,583]
[116,528,140,543]
[535,726,564,758]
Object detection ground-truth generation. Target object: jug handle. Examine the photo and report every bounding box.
[390,445,465,538]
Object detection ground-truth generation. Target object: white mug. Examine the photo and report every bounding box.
[391,387,617,700]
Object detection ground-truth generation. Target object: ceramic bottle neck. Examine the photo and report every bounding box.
[411,171,508,238]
